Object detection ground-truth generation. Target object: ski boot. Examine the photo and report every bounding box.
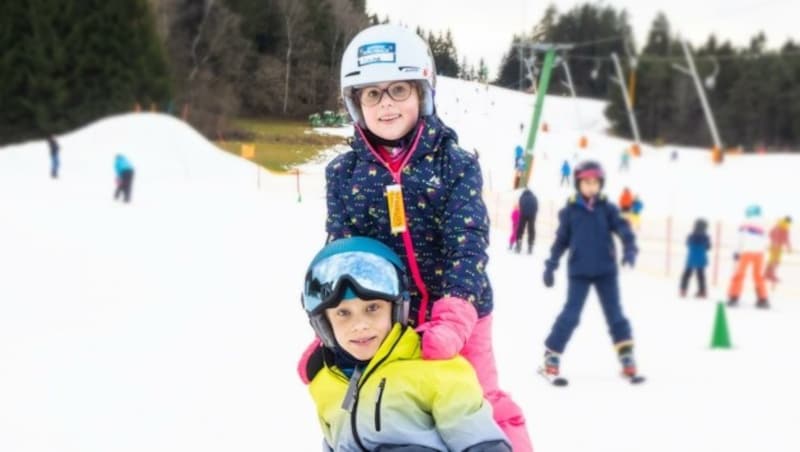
[756,299,770,309]
[727,297,739,307]
[616,342,645,384]
[538,350,568,386]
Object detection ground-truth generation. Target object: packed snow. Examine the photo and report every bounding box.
[1,77,798,451]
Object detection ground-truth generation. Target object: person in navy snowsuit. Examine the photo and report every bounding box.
[515,188,537,254]
[47,135,60,179]
[680,219,711,298]
[541,160,641,379]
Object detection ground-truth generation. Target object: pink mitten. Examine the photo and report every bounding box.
[417,297,478,360]
[297,337,322,384]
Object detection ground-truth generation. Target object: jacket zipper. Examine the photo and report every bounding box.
[349,330,405,451]
[374,378,387,432]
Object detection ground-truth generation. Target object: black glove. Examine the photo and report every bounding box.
[543,269,555,288]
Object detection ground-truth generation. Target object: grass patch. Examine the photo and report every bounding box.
[217,117,346,172]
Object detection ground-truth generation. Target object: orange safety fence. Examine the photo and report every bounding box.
[483,193,800,299]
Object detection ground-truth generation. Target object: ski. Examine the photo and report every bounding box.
[538,367,568,386]
[624,374,646,385]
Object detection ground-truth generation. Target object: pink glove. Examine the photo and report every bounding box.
[297,337,322,385]
[416,297,478,360]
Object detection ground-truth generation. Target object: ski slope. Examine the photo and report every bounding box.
[0,79,798,452]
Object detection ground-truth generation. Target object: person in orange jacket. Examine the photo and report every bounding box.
[764,216,792,284]
[618,187,634,213]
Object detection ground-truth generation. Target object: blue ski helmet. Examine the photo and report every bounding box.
[745,204,762,218]
[301,237,410,348]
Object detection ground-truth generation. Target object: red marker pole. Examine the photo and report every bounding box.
[713,221,722,287]
[666,216,673,277]
[296,169,302,203]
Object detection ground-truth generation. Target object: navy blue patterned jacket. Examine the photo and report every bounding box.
[545,194,637,278]
[325,115,492,324]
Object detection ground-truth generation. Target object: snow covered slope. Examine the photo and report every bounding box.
[0,81,798,452]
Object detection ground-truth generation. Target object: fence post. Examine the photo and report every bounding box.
[296,169,302,203]
[666,216,673,277]
[713,220,722,287]
[494,192,500,227]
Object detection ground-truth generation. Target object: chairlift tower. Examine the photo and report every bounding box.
[513,42,574,187]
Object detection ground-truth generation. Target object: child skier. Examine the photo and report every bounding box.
[680,219,711,298]
[540,160,642,385]
[47,135,60,179]
[509,203,520,250]
[727,205,769,308]
[113,154,135,203]
[560,160,571,187]
[618,187,634,213]
[764,216,792,284]
[301,237,510,451]
[298,24,532,450]
[630,195,643,231]
[515,188,537,254]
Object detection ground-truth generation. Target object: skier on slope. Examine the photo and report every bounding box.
[509,202,520,251]
[296,24,533,451]
[764,216,792,285]
[680,218,711,299]
[113,154,135,203]
[560,160,571,187]
[540,160,643,385]
[727,205,770,308]
[514,188,537,255]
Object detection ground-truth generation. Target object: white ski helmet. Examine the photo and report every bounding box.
[340,24,436,126]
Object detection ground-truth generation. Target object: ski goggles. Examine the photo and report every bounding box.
[302,251,406,315]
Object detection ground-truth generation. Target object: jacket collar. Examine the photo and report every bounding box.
[324,324,419,381]
[350,115,458,168]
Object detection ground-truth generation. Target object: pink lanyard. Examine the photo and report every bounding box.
[356,123,430,326]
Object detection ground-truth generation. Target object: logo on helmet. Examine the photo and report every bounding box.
[358,42,396,66]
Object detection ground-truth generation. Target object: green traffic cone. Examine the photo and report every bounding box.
[711,301,732,349]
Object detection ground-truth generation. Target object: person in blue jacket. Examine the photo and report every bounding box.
[114,154,135,203]
[560,160,571,187]
[680,219,711,298]
[541,160,642,381]
[47,135,60,179]
[513,146,526,189]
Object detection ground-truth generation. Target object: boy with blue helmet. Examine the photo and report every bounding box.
[300,237,510,452]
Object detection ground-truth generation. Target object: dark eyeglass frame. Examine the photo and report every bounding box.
[355,81,416,107]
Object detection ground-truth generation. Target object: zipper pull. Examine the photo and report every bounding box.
[341,366,363,413]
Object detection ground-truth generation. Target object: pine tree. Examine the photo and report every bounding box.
[0,0,171,144]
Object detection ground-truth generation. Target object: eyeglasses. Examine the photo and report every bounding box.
[356,81,415,107]
[302,251,405,315]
